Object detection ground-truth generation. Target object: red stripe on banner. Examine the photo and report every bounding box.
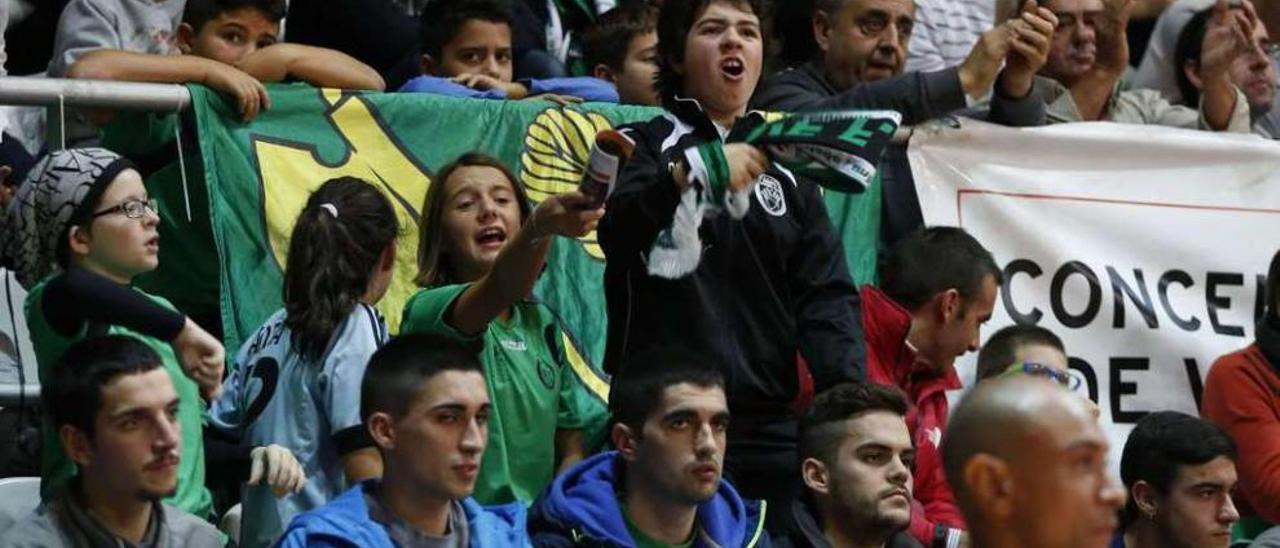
[955,189,1280,226]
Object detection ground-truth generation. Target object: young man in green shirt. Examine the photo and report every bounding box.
[528,346,769,547]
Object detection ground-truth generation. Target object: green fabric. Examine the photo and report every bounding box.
[623,505,695,548]
[1233,515,1273,544]
[401,283,607,504]
[25,279,213,518]
[695,141,729,204]
[180,82,881,378]
[99,112,221,329]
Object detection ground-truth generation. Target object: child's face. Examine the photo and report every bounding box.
[677,1,763,122]
[438,165,522,283]
[431,20,514,82]
[180,7,280,66]
[613,31,660,106]
[71,169,160,284]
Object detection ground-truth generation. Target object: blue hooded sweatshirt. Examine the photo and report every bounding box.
[527,451,770,547]
[274,480,530,547]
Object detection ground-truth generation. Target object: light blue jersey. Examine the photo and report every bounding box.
[208,304,387,548]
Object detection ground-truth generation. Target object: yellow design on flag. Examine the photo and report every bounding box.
[253,89,431,333]
[520,108,613,260]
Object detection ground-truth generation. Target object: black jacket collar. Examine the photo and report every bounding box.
[661,94,769,143]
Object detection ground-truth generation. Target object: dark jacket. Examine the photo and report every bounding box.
[750,62,1045,127]
[599,95,866,421]
[528,451,770,547]
[772,497,922,548]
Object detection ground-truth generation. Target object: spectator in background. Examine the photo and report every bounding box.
[1037,0,1252,131]
[600,0,865,513]
[0,336,222,547]
[943,376,1126,548]
[858,226,1000,547]
[1176,4,1279,137]
[775,383,921,548]
[400,153,609,505]
[1114,411,1239,548]
[751,0,1055,127]
[528,348,769,547]
[398,0,619,102]
[1202,248,1280,540]
[974,324,1068,382]
[582,3,661,106]
[207,178,394,548]
[67,0,385,122]
[514,0,612,76]
[277,334,531,547]
[905,0,994,74]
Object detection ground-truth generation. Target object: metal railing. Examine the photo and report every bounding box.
[0,75,191,151]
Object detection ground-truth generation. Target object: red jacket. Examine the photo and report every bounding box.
[1202,334,1280,523]
[861,285,966,546]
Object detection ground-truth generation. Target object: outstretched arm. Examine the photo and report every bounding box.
[68,49,270,122]
[237,43,386,91]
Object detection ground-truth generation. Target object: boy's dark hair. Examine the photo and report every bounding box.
[1174,7,1217,107]
[1119,411,1237,526]
[656,0,771,101]
[45,335,165,437]
[183,0,287,30]
[583,4,659,72]
[360,333,484,422]
[879,226,1002,311]
[974,324,1066,382]
[609,346,725,432]
[284,177,400,363]
[419,0,514,61]
[799,383,909,466]
[415,152,530,288]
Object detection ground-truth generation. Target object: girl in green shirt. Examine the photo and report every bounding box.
[401,152,609,504]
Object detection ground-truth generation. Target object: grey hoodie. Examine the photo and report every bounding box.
[47,0,185,77]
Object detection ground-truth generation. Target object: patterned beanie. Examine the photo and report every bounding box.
[0,148,136,288]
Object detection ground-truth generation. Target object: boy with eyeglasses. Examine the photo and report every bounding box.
[975,324,1100,417]
[2,148,301,519]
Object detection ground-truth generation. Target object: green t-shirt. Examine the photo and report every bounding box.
[623,505,696,548]
[400,283,608,504]
[26,278,214,518]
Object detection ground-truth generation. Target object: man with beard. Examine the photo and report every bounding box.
[529,347,769,547]
[1175,3,1280,137]
[1113,411,1240,548]
[1038,0,1253,131]
[0,336,221,547]
[942,376,1126,548]
[775,383,921,548]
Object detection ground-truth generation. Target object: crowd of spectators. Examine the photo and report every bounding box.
[0,0,1277,546]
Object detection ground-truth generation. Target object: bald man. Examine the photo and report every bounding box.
[941,376,1125,548]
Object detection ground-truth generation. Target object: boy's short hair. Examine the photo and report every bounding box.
[799,383,909,466]
[360,333,484,422]
[609,346,725,432]
[45,335,165,437]
[974,324,1066,382]
[879,226,1002,312]
[583,4,659,72]
[183,0,287,31]
[656,0,771,101]
[418,0,514,60]
[1119,411,1237,526]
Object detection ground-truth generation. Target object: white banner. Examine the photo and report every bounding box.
[909,120,1280,467]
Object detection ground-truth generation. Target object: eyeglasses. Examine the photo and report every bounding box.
[93,198,158,219]
[1000,361,1083,391]
[1261,42,1280,59]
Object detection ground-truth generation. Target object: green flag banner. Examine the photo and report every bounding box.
[171,84,881,381]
